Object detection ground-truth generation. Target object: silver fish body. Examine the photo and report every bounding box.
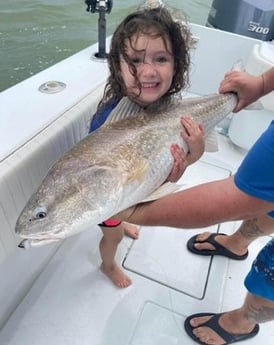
[15,93,237,245]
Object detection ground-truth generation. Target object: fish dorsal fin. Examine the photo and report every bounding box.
[205,130,219,152]
[141,182,182,203]
[104,97,142,125]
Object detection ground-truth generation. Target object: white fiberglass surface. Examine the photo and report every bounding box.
[129,302,187,345]
[0,135,273,345]
[0,44,108,162]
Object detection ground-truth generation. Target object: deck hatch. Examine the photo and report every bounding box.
[123,160,231,299]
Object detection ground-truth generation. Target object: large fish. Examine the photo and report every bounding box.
[15,93,237,246]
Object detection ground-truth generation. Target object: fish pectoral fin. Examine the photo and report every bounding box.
[141,182,182,202]
[70,177,96,209]
[205,130,219,152]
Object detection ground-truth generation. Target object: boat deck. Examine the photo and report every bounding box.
[1,133,273,345]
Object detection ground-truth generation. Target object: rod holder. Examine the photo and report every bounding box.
[85,0,113,59]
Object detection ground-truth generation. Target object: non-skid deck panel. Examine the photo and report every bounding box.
[128,301,264,345]
[123,160,231,298]
[129,301,186,345]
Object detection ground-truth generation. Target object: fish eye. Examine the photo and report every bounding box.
[35,207,47,219]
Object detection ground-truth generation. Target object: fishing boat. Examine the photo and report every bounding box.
[0,1,273,344]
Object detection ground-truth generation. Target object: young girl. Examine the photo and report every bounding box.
[89,5,205,288]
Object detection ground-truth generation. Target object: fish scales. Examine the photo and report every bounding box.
[15,93,237,245]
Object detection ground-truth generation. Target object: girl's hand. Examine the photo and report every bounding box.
[180,116,205,165]
[167,116,205,182]
[167,144,188,182]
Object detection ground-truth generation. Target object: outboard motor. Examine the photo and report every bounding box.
[207,0,274,41]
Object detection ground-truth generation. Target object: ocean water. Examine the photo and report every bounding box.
[0,0,213,92]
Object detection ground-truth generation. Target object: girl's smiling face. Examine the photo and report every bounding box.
[120,33,175,106]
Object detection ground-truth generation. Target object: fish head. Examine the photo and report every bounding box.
[15,163,122,245]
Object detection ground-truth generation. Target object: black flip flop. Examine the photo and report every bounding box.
[184,312,259,345]
[187,233,248,260]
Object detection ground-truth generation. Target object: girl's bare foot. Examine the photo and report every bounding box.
[100,262,132,288]
[122,222,139,240]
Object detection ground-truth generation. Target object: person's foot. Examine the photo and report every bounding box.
[186,312,259,345]
[189,232,248,259]
[100,262,132,288]
[122,222,139,240]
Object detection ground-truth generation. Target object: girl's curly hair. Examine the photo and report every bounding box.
[97,6,192,112]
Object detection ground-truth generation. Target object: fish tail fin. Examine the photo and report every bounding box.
[231,60,245,72]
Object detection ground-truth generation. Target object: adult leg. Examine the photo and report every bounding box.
[188,214,274,259]
[185,238,274,344]
[186,292,273,345]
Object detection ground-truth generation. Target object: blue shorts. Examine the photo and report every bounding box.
[235,121,274,300]
[244,237,274,301]
[234,120,274,217]
[268,210,274,217]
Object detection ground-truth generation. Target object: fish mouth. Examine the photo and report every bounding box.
[16,220,66,242]
[17,232,65,247]
[18,237,62,248]
[19,232,64,241]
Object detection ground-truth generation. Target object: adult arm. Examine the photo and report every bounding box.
[118,176,274,228]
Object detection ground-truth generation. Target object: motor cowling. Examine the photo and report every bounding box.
[207,0,274,41]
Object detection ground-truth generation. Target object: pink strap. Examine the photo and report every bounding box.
[99,219,121,227]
